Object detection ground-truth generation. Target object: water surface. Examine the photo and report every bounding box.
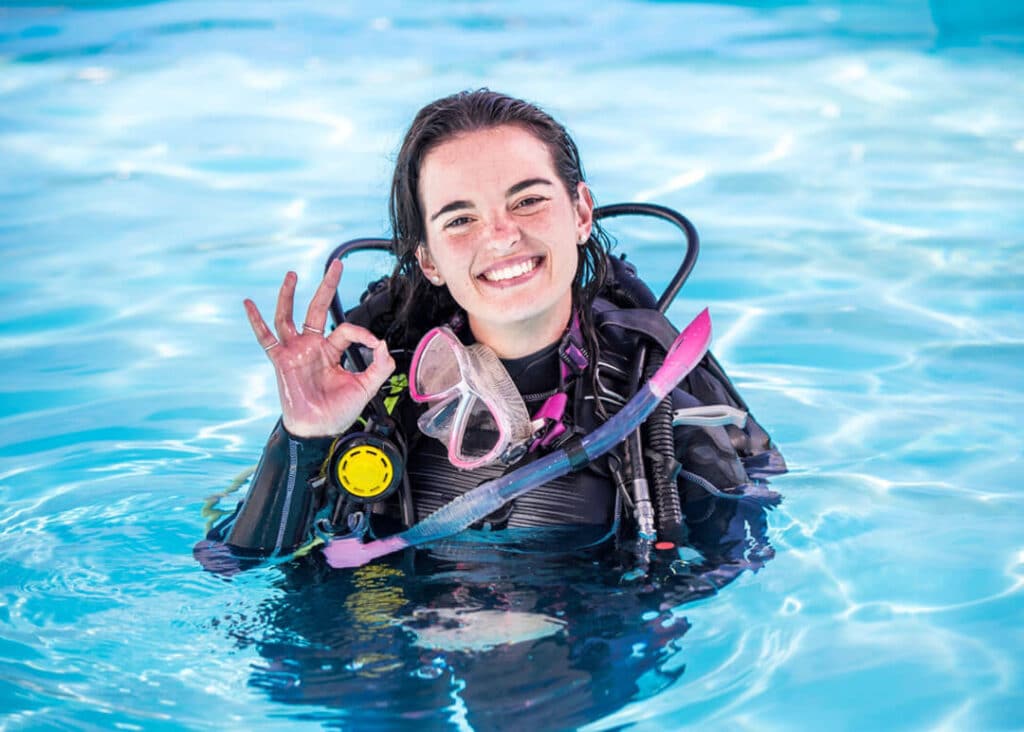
[1,1,1022,729]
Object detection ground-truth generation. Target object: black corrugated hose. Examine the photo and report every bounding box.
[643,348,688,547]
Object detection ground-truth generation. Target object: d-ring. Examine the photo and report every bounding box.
[303,324,323,335]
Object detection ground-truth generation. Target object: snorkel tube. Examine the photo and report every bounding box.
[322,308,712,569]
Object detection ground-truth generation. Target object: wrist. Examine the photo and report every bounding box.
[279,419,343,446]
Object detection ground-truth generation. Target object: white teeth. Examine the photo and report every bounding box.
[483,258,537,282]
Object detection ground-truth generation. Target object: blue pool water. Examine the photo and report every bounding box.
[2,1,1022,729]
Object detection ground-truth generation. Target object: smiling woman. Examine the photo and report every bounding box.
[194,89,785,573]
[414,125,590,357]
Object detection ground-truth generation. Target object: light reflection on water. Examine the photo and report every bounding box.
[1,1,1022,729]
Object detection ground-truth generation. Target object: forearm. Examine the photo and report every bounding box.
[220,419,334,556]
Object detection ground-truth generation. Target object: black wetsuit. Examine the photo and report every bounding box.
[198,261,786,566]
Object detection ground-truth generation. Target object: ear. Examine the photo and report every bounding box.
[574,182,594,245]
[415,244,444,285]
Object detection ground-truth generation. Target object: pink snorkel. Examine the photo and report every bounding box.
[323,308,712,569]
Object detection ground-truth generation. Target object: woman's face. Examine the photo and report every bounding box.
[416,125,593,344]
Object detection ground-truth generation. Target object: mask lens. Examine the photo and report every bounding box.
[417,395,503,467]
[453,395,503,462]
[417,398,460,440]
[412,330,462,399]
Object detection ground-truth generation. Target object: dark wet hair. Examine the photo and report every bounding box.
[386,89,612,396]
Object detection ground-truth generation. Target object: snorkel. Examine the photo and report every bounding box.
[322,307,712,568]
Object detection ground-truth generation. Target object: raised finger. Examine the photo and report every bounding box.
[302,258,342,335]
[273,271,300,340]
[243,299,281,354]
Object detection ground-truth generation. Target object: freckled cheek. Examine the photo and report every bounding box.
[519,210,556,233]
[526,213,575,247]
[432,240,480,282]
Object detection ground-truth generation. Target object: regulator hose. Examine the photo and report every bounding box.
[643,348,687,547]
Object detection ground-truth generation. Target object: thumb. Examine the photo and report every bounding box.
[360,339,396,394]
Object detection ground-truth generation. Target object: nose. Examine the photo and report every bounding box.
[486,210,520,251]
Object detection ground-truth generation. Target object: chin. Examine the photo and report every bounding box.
[483,300,566,328]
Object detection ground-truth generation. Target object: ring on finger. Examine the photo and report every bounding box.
[264,340,281,351]
[303,323,323,335]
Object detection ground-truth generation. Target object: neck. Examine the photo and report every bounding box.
[468,298,573,359]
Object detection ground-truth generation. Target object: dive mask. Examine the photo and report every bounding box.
[408,326,535,470]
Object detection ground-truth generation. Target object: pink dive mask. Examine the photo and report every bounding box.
[408,326,537,470]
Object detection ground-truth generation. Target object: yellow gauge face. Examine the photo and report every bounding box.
[336,444,394,498]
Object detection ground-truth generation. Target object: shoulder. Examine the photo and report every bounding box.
[600,254,660,309]
[591,255,678,356]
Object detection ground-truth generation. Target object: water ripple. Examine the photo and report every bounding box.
[2,0,1023,729]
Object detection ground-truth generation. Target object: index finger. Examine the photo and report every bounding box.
[326,321,382,354]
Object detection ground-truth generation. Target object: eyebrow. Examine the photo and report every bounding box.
[428,177,554,222]
[507,177,554,196]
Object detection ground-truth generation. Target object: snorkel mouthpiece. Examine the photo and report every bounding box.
[323,308,712,569]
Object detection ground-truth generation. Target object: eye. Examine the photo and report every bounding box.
[443,215,473,230]
[515,195,547,209]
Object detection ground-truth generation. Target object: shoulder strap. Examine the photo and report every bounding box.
[600,254,659,309]
[596,307,678,354]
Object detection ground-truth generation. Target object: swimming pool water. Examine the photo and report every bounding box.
[1,1,1022,729]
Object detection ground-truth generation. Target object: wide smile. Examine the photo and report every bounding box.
[477,255,545,288]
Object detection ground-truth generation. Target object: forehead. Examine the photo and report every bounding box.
[419,125,559,203]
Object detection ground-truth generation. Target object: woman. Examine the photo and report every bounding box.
[198,90,785,568]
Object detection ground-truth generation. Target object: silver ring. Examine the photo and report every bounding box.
[303,324,323,335]
[264,341,280,351]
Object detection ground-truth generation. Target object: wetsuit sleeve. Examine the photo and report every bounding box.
[200,419,334,561]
